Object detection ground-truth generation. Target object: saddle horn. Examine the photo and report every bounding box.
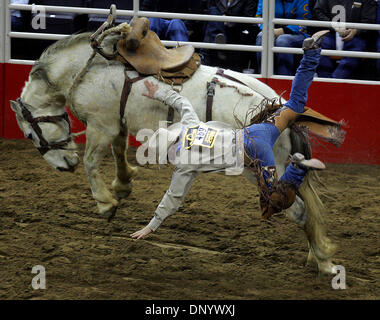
[89,4,128,60]
[109,4,117,26]
[90,4,117,43]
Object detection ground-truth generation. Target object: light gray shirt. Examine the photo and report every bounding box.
[147,89,244,231]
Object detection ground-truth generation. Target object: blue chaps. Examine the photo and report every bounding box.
[244,49,322,187]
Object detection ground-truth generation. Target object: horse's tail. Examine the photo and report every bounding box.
[299,172,337,262]
[290,126,337,265]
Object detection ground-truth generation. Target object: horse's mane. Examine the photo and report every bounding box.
[39,32,91,62]
[30,32,91,87]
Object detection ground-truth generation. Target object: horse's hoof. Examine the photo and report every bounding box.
[98,199,118,221]
[103,206,117,222]
[115,190,132,200]
[318,260,337,275]
[112,179,133,200]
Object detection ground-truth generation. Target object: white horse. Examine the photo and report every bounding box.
[10,31,337,273]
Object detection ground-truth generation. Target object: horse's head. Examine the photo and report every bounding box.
[125,17,150,51]
[10,99,80,172]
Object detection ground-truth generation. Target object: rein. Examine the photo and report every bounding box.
[17,98,72,155]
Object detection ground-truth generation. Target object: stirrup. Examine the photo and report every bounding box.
[290,153,326,170]
[302,30,330,51]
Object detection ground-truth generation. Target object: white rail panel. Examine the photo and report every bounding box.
[4,0,11,62]
[273,18,380,31]
[0,0,5,63]
[272,74,380,86]
[162,41,262,52]
[9,31,69,41]
[9,4,134,16]
[133,0,139,16]
[272,47,380,59]
[260,0,269,78]
[267,0,275,78]
[8,4,263,24]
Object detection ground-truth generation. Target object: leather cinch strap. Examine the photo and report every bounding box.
[206,77,218,122]
[120,69,145,136]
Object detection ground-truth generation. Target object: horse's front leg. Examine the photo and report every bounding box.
[84,126,119,220]
[111,133,138,199]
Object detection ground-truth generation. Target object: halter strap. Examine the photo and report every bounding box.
[17,98,72,155]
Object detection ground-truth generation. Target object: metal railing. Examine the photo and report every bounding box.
[265,0,380,82]
[0,0,6,64]
[2,0,380,84]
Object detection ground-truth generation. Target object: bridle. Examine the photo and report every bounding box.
[16,98,73,155]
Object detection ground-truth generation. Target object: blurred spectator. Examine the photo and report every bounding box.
[140,0,207,42]
[11,0,29,31]
[256,0,311,76]
[141,0,193,41]
[313,0,377,79]
[307,0,323,35]
[11,0,32,60]
[201,0,259,70]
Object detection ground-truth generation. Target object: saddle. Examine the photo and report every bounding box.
[90,11,201,86]
[114,17,201,85]
[117,30,195,75]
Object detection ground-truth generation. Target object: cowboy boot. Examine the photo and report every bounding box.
[290,152,326,170]
[302,30,330,51]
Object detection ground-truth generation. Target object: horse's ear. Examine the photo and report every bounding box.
[10,100,19,113]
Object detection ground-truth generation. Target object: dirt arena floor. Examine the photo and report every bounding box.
[0,139,378,300]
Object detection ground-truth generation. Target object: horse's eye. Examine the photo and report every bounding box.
[27,133,33,140]
[143,30,147,37]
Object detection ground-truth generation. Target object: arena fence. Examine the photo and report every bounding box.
[1,0,380,164]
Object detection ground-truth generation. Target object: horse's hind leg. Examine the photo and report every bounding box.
[111,133,137,199]
[84,126,119,220]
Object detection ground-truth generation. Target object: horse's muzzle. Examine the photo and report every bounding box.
[57,166,75,173]
[57,156,79,173]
